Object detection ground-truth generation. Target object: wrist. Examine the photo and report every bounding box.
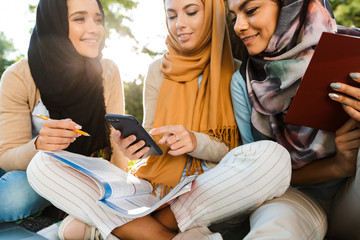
[329,155,352,178]
[34,136,40,150]
[189,131,197,153]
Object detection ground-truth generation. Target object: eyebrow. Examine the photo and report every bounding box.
[229,0,254,13]
[69,11,102,18]
[166,3,200,13]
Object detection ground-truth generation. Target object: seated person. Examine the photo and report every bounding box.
[0,0,126,223]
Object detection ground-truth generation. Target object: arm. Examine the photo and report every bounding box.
[230,70,254,144]
[187,132,228,163]
[0,61,97,171]
[0,61,41,171]
[292,119,360,186]
[0,61,73,171]
[102,59,128,171]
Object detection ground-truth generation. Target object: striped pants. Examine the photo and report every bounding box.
[27,140,291,239]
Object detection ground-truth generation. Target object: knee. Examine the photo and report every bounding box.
[27,151,52,187]
[247,191,327,240]
[223,140,292,190]
[0,171,49,221]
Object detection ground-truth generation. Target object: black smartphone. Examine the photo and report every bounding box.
[105,114,163,156]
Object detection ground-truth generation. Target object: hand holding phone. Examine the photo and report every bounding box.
[105,114,163,156]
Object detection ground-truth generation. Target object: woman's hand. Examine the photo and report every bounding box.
[329,72,360,121]
[332,118,360,178]
[113,130,150,160]
[149,125,197,156]
[35,118,81,151]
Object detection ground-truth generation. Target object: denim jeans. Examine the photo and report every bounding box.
[0,168,50,222]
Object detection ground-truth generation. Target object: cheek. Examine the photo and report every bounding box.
[169,24,177,38]
[68,24,80,44]
[195,21,204,35]
[99,26,105,39]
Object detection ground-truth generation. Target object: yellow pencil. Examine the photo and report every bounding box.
[33,113,91,137]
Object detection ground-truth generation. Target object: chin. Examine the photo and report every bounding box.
[80,51,99,58]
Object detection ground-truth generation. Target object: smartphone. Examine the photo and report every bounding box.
[105,114,163,156]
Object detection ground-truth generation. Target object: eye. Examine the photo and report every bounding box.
[95,17,104,24]
[74,17,85,22]
[245,7,258,15]
[167,14,176,20]
[230,13,237,24]
[187,11,198,16]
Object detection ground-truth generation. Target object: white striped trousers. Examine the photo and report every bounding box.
[27,140,291,239]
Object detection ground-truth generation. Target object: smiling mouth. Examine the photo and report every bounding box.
[178,33,192,42]
[242,34,258,44]
[82,39,97,43]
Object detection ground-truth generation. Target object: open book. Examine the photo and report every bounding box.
[42,150,196,218]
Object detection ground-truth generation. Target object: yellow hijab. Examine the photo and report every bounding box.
[132,0,238,197]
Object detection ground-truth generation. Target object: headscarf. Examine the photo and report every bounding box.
[132,0,238,196]
[28,0,110,157]
[243,0,360,169]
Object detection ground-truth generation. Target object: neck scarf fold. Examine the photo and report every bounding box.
[28,0,110,157]
[132,0,238,197]
[244,0,360,169]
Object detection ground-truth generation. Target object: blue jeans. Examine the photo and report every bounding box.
[0,168,50,222]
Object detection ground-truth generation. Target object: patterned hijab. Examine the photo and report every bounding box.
[28,0,110,157]
[244,0,360,169]
[132,0,238,196]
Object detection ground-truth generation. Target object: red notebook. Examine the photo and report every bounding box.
[284,32,360,132]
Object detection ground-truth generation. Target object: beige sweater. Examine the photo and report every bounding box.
[143,58,240,168]
[0,58,127,171]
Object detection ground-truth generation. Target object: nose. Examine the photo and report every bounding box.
[176,13,186,29]
[233,15,249,35]
[86,19,99,34]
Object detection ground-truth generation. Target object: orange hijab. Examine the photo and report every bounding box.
[132,0,238,197]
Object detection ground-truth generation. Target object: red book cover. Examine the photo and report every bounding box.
[284,32,360,132]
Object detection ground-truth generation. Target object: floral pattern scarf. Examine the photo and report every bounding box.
[244,0,360,169]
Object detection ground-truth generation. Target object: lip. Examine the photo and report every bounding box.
[81,38,99,46]
[241,33,258,46]
[178,33,192,43]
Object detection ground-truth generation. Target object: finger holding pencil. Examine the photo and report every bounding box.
[33,113,90,151]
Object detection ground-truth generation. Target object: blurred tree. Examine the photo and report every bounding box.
[124,75,143,124]
[100,0,138,38]
[330,0,360,27]
[0,32,18,78]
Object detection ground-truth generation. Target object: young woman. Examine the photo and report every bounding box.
[229,0,360,238]
[0,0,126,223]
[28,0,292,239]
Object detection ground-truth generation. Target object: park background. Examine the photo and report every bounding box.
[0,0,359,124]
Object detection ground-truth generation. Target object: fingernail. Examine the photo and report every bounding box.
[328,93,339,99]
[330,83,341,89]
[75,125,82,129]
[350,73,360,79]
